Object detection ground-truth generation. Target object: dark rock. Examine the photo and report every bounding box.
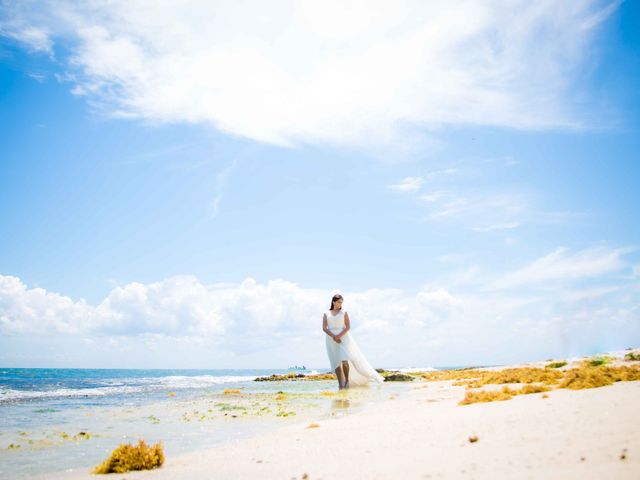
[383,373,415,381]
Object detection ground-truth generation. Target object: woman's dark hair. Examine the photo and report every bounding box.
[330,294,343,310]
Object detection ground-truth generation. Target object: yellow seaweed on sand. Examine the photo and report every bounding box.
[456,363,639,405]
[92,439,164,474]
[559,365,640,389]
[459,386,515,405]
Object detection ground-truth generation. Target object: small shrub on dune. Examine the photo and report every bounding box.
[545,361,567,369]
[586,356,611,367]
[624,351,640,361]
[92,439,164,474]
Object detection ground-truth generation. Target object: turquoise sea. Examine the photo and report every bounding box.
[0,366,465,478]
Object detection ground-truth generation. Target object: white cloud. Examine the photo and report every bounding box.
[386,176,424,192]
[489,246,636,290]
[1,241,638,367]
[417,288,462,307]
[0,23,53,55]
[0,0,616,149]
[0,275,104,334]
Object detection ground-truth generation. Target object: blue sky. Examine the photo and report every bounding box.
[0,1,639,369]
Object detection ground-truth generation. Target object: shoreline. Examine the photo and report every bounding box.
[38,352,640,480]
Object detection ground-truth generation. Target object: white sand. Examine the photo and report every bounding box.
[52,378,640,480]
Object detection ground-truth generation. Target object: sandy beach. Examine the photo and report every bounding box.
[42,356,640,480]
[4,2,640,478]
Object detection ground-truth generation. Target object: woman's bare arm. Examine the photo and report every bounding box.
[336,312,351,339]
[322,313,335,338]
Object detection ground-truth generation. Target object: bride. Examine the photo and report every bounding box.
[323,294,385,389]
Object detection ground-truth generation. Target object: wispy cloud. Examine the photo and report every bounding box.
[210,157,239,219]
[0,0,617,148]
[410,191,529,224]
[470,222,521,232]
[386,176,423,192]
[0,22,53,56]
[488,246,636,290]
[418,191,448,202]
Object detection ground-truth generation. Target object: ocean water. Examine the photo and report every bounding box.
[0,367,425,478]
[0,367,319,405]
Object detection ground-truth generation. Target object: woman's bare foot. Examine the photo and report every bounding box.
[344,381,349,389]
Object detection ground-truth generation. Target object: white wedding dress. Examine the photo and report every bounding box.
[325,310,384,386]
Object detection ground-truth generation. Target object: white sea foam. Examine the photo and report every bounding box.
[0,374,258,402]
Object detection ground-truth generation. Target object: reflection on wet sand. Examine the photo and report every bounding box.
[331,398,351,409]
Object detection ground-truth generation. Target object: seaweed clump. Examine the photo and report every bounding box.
[92,439,164,474]
[459,386,515,405]
[456,367,563,388]
[459,384,550,405]
[457,364,640,404]
[421,369,488,382]
[559,365,640,390]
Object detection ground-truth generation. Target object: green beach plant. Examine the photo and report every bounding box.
[587,356,612,367]
[624,351,640,361]
[545,361,567,369]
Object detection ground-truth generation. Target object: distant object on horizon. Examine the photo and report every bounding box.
[287,365,307,371]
